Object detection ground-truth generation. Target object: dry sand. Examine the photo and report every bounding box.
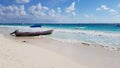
[0,34,87,68]
[1,33,120,68]
[13,36,120,68]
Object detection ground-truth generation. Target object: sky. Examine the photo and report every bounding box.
[0,0,120,23]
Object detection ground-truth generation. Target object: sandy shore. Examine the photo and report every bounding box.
[0,34,87,68]
[12,36,120,68]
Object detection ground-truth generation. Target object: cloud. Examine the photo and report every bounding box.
[28,3,49,16]
[0,5,26,16]
[28,3,59,17]
[96,5,118,15]
[0,5,4,16]
[49,9,56,16]
[65,1,75,13]
[109,9,118,14]
[72,12,76,16]
[84,14,93,18]
[65,1,76,16]
[57,7,61,13]
[15,0,30,3]
[0,4,27,23]
[96,5,109,11]
[27,3,78,22]
[0,2,78,23]
[20,5,26,15]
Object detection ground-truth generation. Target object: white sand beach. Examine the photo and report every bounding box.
[13,36,120,68]
[0,34,87,68]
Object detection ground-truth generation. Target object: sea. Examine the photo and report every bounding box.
[0,23,120,48]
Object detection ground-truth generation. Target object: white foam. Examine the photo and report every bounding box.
[43,36,120,52]
[54,28,120,37]
[75,26,86,29]
[49,28,120,47]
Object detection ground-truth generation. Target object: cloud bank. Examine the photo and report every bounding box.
[0,2,78,23]
[1,0,120,23]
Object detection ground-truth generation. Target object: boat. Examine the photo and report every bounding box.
[10,30,53,37]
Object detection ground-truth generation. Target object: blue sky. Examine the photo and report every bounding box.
[0,0,120,23]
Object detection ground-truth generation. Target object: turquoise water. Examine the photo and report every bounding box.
[0,23,120,47]
[42,24,120,32]
[0,23,120,32]
[39,24,120,47]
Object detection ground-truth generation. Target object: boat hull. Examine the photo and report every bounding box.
[10,30,53,37]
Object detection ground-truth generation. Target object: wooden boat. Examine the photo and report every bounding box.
[10,30,53,37]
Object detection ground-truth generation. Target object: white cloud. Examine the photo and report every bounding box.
[16,0,30,3]
[57,7,61,13]
[0,5,4,16]
[20,5,26,15]
[49,9,56,16]
[0,2,78,23]
[0,5,26,16]
[36,3,42,9]
[65,1,75,13]
[96,5,109,11]
[84,14,93,18]
[65,1,76,16]
[109,9,118,14]
[0,4,28,23]
[96,5,119,15]
[43,6,49,10]
[72,12,76,16]
[28,3,49,16]
[28,3,57,17]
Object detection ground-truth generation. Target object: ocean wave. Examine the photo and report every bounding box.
[50,29,120,47]
[54,29,120,37]
[41,36,120,52]
[74,26,86,29]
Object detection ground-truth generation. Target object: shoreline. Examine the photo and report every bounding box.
[49,37,120,52]
[0,25,120,47]
[1,28,120,52]
[0,26,120,52]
